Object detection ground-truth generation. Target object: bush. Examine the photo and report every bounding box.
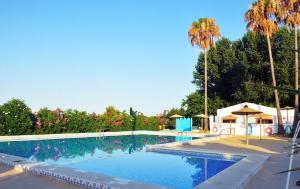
[135,115,159,131]
[63,110,99,133]
[35,108,62,134]
[0,99,34,135]
[148,116,160,130]
[99,106,133,132]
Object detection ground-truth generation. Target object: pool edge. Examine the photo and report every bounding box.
[146,145,270,189]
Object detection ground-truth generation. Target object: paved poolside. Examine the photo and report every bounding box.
[0,134,298,189]
[0,163,82,189]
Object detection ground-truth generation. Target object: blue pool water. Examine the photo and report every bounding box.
[0,135,243,189]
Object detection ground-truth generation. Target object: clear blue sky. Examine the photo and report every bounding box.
[0,0,254,115]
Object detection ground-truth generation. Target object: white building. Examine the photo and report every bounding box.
[209,102,294,136]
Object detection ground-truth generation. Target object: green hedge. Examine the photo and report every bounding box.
[0,99,162,135]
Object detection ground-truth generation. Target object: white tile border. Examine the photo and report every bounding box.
[0,131,268,189]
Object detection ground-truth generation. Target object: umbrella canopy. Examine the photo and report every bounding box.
[169,114,183,119]
[194,114,208,118]
[222,115,238,121]
[232,105,262,145]
[281,106,294,110]
[254,112,273,140]
[232,105,262,115]
[254,113,273,119]
[223,115,237,135]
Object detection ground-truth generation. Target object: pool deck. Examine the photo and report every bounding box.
[0,132,298,189]
[0,163,81,189]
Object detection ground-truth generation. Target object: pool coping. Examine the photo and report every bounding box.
[0,131,269,189]
[0,131,215,142]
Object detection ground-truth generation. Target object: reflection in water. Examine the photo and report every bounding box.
[0,135,180,162]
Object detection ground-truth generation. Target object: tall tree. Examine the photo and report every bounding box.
[188,29,294,116]
[245,0,284,134]
[188,18,221,131]
[276,0,300,130]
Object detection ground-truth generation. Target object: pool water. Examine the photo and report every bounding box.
[0,135,243,189]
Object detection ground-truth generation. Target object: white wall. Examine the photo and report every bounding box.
[210,102,294,136]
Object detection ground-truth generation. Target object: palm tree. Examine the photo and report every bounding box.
[276,0,300,131]
[188,18,220,131]
[245,0,284,134]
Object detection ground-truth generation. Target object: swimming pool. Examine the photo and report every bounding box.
[0,135,243,189]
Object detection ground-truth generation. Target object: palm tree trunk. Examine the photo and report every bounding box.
[293,28,299,132]
[266,34,284,135]
[204,48,208,132]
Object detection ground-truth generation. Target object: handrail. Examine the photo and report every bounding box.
[96,129,105,140]
[177,131,188,136]
[285,120,300,189]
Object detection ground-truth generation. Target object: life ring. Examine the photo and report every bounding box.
[265,127,272,135]
[248,124,253,135]
[212,126,218,133]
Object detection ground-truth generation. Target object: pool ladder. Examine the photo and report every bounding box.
[177,131,188,136]
[96,129,105,140]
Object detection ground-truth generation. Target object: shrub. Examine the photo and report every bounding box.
[35,108,62,134]
[148,116,160,131]
[63,109,99,133]
[135,115,159,131]
[99,106,133,131]
[0,99,34,135]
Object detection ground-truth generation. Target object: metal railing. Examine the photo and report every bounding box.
[96,129,105,140]
[285,120,300,189]
[177,131,188,136]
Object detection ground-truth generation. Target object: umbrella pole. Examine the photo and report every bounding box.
[260,117,262,140]
[246,115,249,145]
[229,121,231,135]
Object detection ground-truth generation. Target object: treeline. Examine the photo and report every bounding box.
[183,28,297,116]
[0,99,172,136]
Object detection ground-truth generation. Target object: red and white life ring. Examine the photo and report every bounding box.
[212,126,218,133]
[265,127,272,135]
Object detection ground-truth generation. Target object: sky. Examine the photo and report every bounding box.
[0,0,254,115]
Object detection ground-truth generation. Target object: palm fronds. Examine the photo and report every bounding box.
[252,83,300,94]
